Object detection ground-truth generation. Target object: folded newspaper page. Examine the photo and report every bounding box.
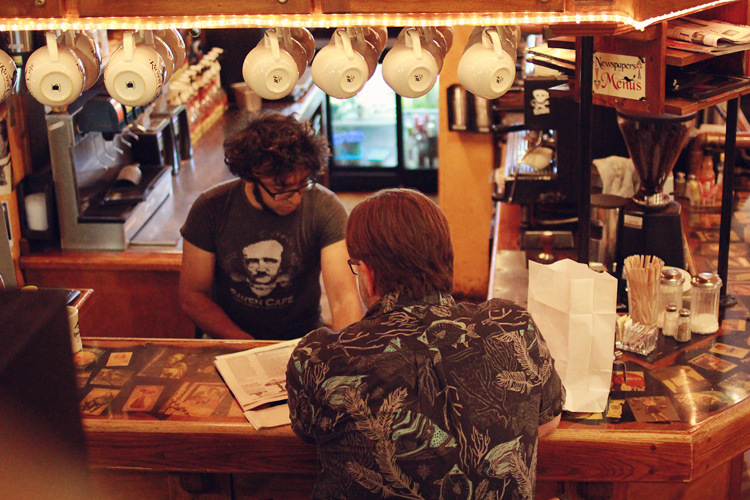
[245,404,292,430]
[667,17,750,47]
[214,338,300,415]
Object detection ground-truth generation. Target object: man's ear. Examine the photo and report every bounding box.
[359,260,378,298]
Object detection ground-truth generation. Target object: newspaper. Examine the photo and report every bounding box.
[666,38,750,56]
[214,338,300,427]
[667,17,750,47]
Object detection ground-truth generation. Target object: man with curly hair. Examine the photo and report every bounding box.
[287,189,564,499]
[179,112,363,340]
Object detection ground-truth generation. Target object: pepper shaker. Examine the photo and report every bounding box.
[662,303,679,338]
[676,308,692,342]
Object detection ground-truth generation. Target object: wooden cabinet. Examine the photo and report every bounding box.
[320,0,563,14]
[591,2,750,115]
[0,0,65,18]
[76,0,313,17]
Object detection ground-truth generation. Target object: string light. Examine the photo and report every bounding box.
[0,0,736,32]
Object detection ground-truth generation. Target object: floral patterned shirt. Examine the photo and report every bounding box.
[286,292,565,500]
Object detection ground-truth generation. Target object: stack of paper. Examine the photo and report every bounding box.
[214,338,300,429]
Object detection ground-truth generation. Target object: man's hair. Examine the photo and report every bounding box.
[223,112,328,184]
[346,189,453,298]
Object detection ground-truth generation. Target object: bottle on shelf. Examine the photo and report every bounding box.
[698,154,715,205]
[713,152,725,204]
[686,173,701,207]
[674,171,687,199]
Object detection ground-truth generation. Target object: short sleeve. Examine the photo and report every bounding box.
[180,193,218,253]
[313,187,348,249]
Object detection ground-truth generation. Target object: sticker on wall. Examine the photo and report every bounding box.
[592,52,646,101]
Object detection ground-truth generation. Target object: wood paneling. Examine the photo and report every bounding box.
[0,0,65,18]
[320,0,563,14]
[76,0,313,17]
[23,266,195,339]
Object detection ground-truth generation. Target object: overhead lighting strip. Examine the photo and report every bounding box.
[0,0,737,32]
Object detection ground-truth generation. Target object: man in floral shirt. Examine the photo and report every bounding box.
[287,189,564,500]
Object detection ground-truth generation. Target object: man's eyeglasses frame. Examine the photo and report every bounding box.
[347,259,360,275]
[256,178,316,201]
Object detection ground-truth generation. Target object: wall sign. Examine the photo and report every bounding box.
[592,52,646,101]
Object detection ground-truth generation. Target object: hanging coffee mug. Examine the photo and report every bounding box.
[311,28,369,99]
[60,30,102,91]
[457,27,516,100]
[147,31,177,83]
[104,31,165,107]
[154,28,187,71]
[25,32,86,108]
[242,29,300,100]
[0,49,18,104]
[382,28,440,99]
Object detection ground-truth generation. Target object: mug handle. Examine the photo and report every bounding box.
[143,30,157,48]
[266,29,282,62]
[124,31,135,63]
[45,32,59,63]
[406,29,422,61]
[335,28,355,60]
[279,27,293,49]
[64,30,76,47]
[485,29,503,58]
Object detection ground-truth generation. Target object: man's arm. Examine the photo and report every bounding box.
[320,239,364,330]
[538,413,561,438]
[179,240,253,340]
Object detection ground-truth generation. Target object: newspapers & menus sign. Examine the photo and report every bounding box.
[592,52,646,101]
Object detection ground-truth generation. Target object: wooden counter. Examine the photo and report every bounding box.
[77,332,750,500]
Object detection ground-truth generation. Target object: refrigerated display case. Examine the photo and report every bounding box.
[326,65,439,193]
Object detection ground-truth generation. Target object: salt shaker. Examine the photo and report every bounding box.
[676,308,692,342]
[690,272,722,334]
[656,268,685,328]
[662,304,679,338]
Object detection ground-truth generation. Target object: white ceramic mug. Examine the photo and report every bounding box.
[25,32,86,107]
[382,28,440,98]
[436,26,455,53]
[274,28,310,79]
[347,27,379,79]
[311,28,369,99]
[242,29,300,100]
[289,27,316,68]
[60,30,102,91]
[147,31,176,83]
[0,48,18,104]
[155,28,187,71]
[104,31,166,107]
[367,26,388,56]
[457,28,516,100]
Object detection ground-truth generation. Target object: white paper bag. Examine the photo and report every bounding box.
[527,259,618,412]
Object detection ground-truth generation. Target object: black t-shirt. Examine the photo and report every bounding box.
[180,180,348,340]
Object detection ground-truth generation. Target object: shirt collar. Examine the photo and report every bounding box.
[365,291,456,317]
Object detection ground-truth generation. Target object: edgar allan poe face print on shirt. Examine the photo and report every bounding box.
[224,238,294,305]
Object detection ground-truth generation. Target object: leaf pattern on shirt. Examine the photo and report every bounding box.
[287,292,565,500]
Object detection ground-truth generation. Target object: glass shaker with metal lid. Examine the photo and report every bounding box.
[690,272,722,334]
[656,268,685,328]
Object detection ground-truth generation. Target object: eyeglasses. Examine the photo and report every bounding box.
[347,259,360,275]
[256,178,316,201]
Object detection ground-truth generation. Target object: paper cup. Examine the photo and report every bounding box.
[67,305,83,354]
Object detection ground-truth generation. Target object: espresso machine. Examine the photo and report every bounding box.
[47,91,174,250]
[614,110,697,277]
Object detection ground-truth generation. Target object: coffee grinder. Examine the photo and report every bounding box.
[614,110,696,283]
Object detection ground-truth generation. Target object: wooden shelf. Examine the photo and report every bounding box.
[664,83,750,115]
[665,48,716,66]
